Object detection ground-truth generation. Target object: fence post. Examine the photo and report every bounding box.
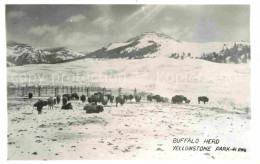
[22,87,25,97]
[86,87,90,97]
[17,85,20,96]
[38,85,41,97]
[25,84,28,96]
[70,86,73,94]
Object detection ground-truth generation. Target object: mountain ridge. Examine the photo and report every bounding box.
[7,32,250,66]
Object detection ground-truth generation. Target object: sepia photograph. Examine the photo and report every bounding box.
[2,1,258,161]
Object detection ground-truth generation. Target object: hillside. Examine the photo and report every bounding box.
[87,32,250,63]
[6,41,85,66]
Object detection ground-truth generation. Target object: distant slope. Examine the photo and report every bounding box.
[6,41,85,66]
[86,32,250,63]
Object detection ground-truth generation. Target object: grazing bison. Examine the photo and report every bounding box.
[83,104,104,113]
[161,97,169,103]
[71,93,79,100]
[63,94,71,101]
[102,95,109,105]
[88,94,103,104]
[135,95,141,102]
[172,95,190,104]
[33,100,44,114]
[56,95,61,104]
[147,95,153,101]
[53,97,57,105]
[47,97,55,110]
[80,94,86,103]
[123,95,130,102]
[152,95,162,102]
[28,93,33,99]
[62,96,68,106]
[61,102,73,110]
[116,96,125,107]
[129,94,134,102]
[43,100,48,106]
[198,96,209,104]
[105,94,114,103]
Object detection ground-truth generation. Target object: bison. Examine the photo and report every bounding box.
[102,95,109,105]
[129,94,134,102]
[172,95,190,104]
[198,96,209,104]
[83,104,104,113]
[43,100,48,106]
[56,95,61,104]
[62,96,68,106]
[47,97,55,110]
[71,93,79,100]
[63,94,71,101]
[28,93,33,99]
[61,102,73,110]
[123,95,130,102]
[105,94,114,103]
[116,96,125,107]
[135,95,141,102]
[88,94,103,104]
[33,99,44,114]
[147,95,153,101]
[152,95,162,102]
[80,94,86,103]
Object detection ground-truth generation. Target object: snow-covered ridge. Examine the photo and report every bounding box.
[87,32,250,62]
[7,41,85,66]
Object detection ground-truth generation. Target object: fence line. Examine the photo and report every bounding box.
[7,85,109,97]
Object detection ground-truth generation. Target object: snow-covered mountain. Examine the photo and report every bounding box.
[87,32,250,63]
[7,41,85,66]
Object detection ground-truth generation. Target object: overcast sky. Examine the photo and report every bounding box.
[6,5,250,52]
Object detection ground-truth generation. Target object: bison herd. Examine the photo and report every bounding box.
[32,92,143,114]
[31,91,209,115]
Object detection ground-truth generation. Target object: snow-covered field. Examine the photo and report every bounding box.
[7,57,250,159]
[8,98,250,160]
[8,57,250,109]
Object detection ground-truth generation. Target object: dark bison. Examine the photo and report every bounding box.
[198,96,209,104]
[62,96,68,105]
[61,102,73,110]
[152,95,162,102]
[80,94,86,103]
[47,97,55,110]
[63,94,71,101]
[102,95,109,105]
[71,93,79,100]
[172,95,190,104]
[147,95,153,101]
[135,95,141,102]
[129,94,134,101]
[88,94,102,104]
[123,95,130,102]
[33,100,44,114]
[43,100,48,106]
[83,104,104,113]
[105,94,114,103]
[56,95,61,104]
[116,96,125,107]
[28,93,33,99]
